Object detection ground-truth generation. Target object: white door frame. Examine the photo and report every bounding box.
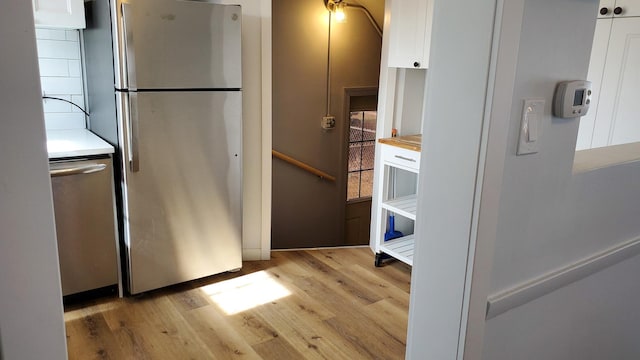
[404,0,510,358]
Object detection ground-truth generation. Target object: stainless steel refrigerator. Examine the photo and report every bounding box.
[84,0,243,294]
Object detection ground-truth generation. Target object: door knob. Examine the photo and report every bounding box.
[599,7,609,15]
[614,6,623,15]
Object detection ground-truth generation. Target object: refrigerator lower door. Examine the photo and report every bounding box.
[121,91,242,294]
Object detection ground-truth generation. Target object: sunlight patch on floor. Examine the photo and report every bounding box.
[200,270,291,315]
[64,301,121,322]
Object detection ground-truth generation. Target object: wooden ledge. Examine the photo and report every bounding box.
[378,134,422,152]
[573,142,640,174]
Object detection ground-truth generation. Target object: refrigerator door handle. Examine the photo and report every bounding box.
[121,3,137,90]
[129,92,140,173]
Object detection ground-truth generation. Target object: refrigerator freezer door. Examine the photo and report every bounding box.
[120,91,242,294]
[118,0,241,90]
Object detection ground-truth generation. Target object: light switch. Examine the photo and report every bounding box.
[527,108,538,142]
[517,99,545,155]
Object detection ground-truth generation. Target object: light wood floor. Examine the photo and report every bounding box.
[64,247,411,359]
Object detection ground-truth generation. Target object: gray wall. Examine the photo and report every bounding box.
[272,0,382,248]
[406,0,640,358]
[0,1,68,359]
[482,0,640,357]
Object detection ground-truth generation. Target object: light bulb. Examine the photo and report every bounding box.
[335,2,346,22]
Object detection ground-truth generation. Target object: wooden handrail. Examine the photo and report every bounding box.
[272,149,336,182]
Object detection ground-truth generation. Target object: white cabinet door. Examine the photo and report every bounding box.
[387,0,434,69]
[32,0,86,29]
[598,0,616,18]
[576,18,612,150]
[614,0,640,17]
[592,17,640,147]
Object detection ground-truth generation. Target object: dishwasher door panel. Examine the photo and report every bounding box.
[50,157,119,296]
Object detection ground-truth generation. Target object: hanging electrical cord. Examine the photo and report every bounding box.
[326,10,333,117]
[324,0,382,118]
[345,4,382,37]
[42,96,90,117]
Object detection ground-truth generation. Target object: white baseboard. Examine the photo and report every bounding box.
[486,235,640,319]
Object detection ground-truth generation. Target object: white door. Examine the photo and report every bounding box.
[592,17,640,147]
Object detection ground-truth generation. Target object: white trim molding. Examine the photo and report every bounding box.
[486,235,640,319]
[260,0,272,260]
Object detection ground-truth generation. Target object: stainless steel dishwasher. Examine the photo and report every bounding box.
[50,156,119,296]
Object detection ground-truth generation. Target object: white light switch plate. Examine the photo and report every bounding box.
[517,99,545,155]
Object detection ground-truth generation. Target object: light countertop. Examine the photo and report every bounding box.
[47,129,114,159]
[378,134,422,152]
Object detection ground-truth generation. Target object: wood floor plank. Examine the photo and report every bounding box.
[286,251,384,306]
[341,264,410,308]
[252,337,306,360]
[308,247,375,270]
[223,308,283,346]
[65,306,126,360]
[183,305,264,359]
[64,248,412,360]
[104,295,216,359]
[324,311,406,360]
[251,294,366,360]
[368,261,412,293]
[363,299,409,344]
[168,287,213,313]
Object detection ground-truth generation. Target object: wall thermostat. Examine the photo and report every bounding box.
[553,80,592,118]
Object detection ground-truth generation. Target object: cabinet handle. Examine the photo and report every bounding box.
[395,155,416,162]
[614,6,623,15]
[413,61,420,68]
[599,7,609,15]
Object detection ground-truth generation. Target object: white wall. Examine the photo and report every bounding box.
[466,0,640,358]
[36,28,86,130]
[406,0,640,358]
[0,1,68,359]
[404,0,498,357]
[210,0,271,260]
[483,255,640,359]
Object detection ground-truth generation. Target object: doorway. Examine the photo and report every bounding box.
[270,0,384,249]
[344,89,378,246]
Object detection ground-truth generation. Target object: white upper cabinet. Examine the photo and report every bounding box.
[598,0,640,18]
[32,0,86,29]
[577,1,640,150]
[387,0,434,69]
[591,17,640,147]
[575,18,612,150]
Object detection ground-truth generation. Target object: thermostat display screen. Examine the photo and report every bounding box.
[573,89,585,106]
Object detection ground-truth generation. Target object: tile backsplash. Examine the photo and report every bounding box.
[36,28,86,130]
